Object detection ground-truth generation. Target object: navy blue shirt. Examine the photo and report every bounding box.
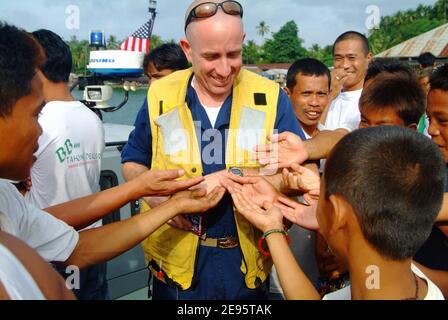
[122,79,305,238]
[122,79,305,298]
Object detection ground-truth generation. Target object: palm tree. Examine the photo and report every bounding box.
[257,21,270,39]
[107,35,119,50]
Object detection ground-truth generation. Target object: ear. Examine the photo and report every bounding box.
[283,86,291,97]
[407,123,418,131]
[242,32,246,43]
[366,52,373,64]
[179,38,193,63]
[327,194,352,236]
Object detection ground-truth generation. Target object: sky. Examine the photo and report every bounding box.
[0,0,442,47]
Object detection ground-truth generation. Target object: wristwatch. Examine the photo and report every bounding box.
[228,167,244,177]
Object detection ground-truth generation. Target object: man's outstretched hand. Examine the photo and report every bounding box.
[135,169,205,198]
[255,132,309,170]
[277,190,320,231]
[220,173,281,207]
[282,163,320,192]
[167,187,227,231]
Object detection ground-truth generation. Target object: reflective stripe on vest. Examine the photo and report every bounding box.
[141,68,279,290]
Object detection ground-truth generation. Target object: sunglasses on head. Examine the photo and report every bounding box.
[185,1,244,31]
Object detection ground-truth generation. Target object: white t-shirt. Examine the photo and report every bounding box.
[325,89,362,132]
[191,77,222,128]
[0,242,45,300]
[203,105,222,128]
[25,101,105,229]
[0,179,79,262]
[323,264,445,300]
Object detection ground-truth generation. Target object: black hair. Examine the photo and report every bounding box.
[143,43,189,74]
[324,126,445,260]
[0,21,45,117]
[333,31,370,56]
[417,52,436,68]
[429,63,448,92]
[286,58,331,91]
[364,59,415,84]
[31,29,72,83]
[360,74,426,126]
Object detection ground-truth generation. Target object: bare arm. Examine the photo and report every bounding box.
[65,199,179,268]
[64,187,226,269]
[227,190,320,300]
[122,162,149,182]
[267,233,321,300]
[413,262,448,299]
[303,129,348,160]
[0,231,75,300]
[122,162,170,209]
[45,170,204,230]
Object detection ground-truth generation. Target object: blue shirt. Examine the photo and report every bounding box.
[122,78,305,298]
[122,79,305,237]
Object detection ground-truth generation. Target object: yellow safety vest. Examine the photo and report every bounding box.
[141,68,279,290]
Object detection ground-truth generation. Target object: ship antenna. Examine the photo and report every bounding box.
[148,0,157,47]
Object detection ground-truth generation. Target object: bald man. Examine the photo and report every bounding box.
[121,0,306,300]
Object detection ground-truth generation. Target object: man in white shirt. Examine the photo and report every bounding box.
[25,29,106,300]
[0,22,226,299]
[325,31,372,131]
[255,31,372,169]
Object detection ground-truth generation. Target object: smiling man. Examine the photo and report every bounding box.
[326,31,372,132]
[0,21,226,299]
[122,0,306,300]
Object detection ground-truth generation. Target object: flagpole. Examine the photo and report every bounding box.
[148,0,157,50]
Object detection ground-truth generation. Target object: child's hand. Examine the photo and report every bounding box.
[282,163,320,192]
[276,192,320,231]
[136,169,205,197]
[255,132,309,170]
[227,186,283,233]
[172,187,226,215]
[220,173,281,208]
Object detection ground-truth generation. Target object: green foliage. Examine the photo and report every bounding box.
[368,0,447,54]
[256,21,270,38]
[262,21,307,63]
[106,35,120,50]
[68,0,447,74]
[307,44,333,67]
[67,36,91,75]
[150,34,164,49]
[243,40,262,64]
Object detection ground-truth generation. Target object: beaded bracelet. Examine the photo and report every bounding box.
[257,229,291,257]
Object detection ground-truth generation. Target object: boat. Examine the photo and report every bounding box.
[87,50,145,77]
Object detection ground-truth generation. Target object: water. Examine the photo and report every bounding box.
[73,87,147,126]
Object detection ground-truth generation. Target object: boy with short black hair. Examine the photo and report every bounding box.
[359,73,426,130]
[413,63,448,297]
[143,43,189,85]
[228,126,445,300]
[364,59,414,87]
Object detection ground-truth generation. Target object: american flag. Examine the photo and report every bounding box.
[120,21,152,54]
